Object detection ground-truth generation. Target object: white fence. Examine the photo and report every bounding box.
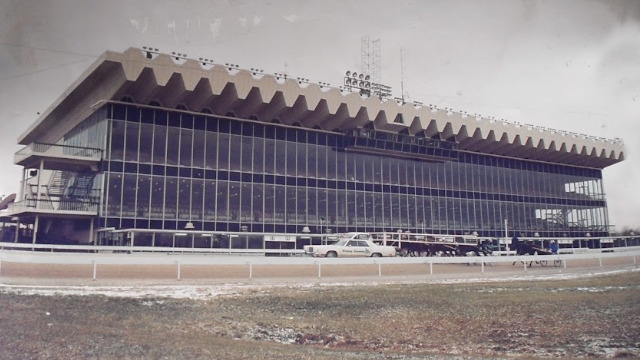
[1,243,638,281]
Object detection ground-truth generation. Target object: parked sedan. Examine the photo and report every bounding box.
[303,232,396,258]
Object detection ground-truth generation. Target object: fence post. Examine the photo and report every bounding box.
[429,261,433,275]
[92,259,97,281]
[564,259,567,270]
[377,262,382,277]
[248,261,252,279]
[523,260,527,272]
[599,257,602,268]
[317,262,322,278]
[176,261,181,281]
[481,261,485,274]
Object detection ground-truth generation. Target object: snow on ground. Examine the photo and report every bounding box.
[1,267,637,300]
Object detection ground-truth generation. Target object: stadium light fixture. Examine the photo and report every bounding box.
[344,69,372,96]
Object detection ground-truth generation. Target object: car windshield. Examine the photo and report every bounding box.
[334,239,348,246]
[340,232,368,240]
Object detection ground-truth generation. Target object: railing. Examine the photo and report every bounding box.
[7,198,99,214]
[14,142,102,164]
[0,243,638,281]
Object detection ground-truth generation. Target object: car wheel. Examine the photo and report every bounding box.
[325,251,337,258]
[371,253,382,257]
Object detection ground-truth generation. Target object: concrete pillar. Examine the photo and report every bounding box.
[36,160,44,209]
[14,219,20,242]
[19,168,26,203]
[89,219,94,245]
[32,215,39,244]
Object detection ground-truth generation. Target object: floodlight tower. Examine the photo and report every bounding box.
[361,36,381,86]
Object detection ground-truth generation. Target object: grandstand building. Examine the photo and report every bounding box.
[1,48,625,249]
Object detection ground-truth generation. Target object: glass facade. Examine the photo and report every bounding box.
[89,103,608,243]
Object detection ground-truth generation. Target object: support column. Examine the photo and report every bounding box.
[32,215,39,244]
[13,219,20,243]
[19,168,26,203]
[89,219,94,245]
[36,160,44,209]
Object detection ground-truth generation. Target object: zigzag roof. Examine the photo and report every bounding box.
[19,47,625,169]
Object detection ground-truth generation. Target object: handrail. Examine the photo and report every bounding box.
[14,142,103,163]
[7,198,99,213]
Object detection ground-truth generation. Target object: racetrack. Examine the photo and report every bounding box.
[1,249,637,289]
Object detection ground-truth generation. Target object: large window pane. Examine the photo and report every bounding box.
[275,185,286,222]
[179,128,193,167]
[229,134,241,171]
[122,174,137,217]
[296,187,307,225]
[327,149,337,179]
[286,141,296,176]
[192,130,205,168]
[106,173,122,216]
[264,184,275,223]
[241,136,253,172]
[295,142,306,177]
[150,176,164,218]
[110,120,125,160]
[252,184,263,223]
[240,183,252,222]
[152,125,167,164]
[253,137,264,173]
[136,175,151,218]
[286,186,296,223]
[264,139,276,174]
[125,122,139,162]
[218,133,230,170]
[166,128,180,165]
[228,182,240,221]
[164,177,178,219]
[178,178,191,220]
[205,132,217,169]
[275,139,286,175]
[217,181,228,221]
[203,179,216,221]
[139,124,153,163]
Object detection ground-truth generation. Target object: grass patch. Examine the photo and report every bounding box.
[1,272,639,359]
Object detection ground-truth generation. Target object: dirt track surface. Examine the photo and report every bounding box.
[1,255,636,287]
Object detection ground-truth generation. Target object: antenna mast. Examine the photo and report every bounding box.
[361,36,381,86]
[400,48,406,103]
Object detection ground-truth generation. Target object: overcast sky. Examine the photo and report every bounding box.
[1,0,639,230]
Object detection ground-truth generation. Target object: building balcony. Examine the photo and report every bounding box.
[15,142,103,172]
[5,198,99,218]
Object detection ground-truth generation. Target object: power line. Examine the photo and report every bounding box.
[0,42,103,82]
[0,57,95,82]
[0,42,101,59]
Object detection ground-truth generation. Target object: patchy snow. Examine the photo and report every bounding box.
[0,283,245,300]
[1,267,637,300]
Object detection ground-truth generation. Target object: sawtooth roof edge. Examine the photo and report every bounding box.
[19,47,626,169]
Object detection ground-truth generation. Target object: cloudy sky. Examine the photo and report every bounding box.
[1,0,639,230]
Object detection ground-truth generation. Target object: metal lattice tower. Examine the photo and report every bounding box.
[361,36,381,85]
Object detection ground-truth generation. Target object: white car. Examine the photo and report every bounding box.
[303,232,396,258]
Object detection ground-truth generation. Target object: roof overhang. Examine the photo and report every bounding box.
[20,47,626,169]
